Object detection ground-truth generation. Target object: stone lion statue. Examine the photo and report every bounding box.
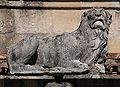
[7,8,112,73]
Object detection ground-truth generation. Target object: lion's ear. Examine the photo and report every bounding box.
[81,11,88,20]
[105,11,112,26]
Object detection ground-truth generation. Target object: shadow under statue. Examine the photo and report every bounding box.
[7,8,112,77]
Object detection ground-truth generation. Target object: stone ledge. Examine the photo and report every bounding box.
[0,74,120,79]
[0,2,119,9]
[0,75,55,79]
[107,53,120,59]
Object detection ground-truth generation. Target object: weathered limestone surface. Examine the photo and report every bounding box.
[4,2,120,53]
[0,1,119,53]
[7,9,119,52]
[108,11,120,53]
[0,0,15,54]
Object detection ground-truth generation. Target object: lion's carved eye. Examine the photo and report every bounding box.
[88,14,95,20]
[87,11,96,20]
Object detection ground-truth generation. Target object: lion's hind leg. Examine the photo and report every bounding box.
[7,35,39,74]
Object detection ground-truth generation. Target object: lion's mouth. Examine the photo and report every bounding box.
[92,19,105,29]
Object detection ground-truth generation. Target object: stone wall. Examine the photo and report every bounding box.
[0,1,119,87]
[0,1,119,53]
[13,9,120,53]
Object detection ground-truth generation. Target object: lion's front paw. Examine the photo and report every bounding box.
[70,60,89,69]
[94,63,105,74]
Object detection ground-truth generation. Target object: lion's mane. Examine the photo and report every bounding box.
[77,8,112,65]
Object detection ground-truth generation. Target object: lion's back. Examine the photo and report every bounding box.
[36,32,87,68]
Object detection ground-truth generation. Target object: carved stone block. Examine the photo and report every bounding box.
[7,8,112,75]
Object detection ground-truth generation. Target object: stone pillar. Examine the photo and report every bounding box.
[46,82,73,87]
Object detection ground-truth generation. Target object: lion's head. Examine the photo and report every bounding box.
[80,8,112,31]
[78,8,112,65]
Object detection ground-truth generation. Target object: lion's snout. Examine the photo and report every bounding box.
[92,19,105,29]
